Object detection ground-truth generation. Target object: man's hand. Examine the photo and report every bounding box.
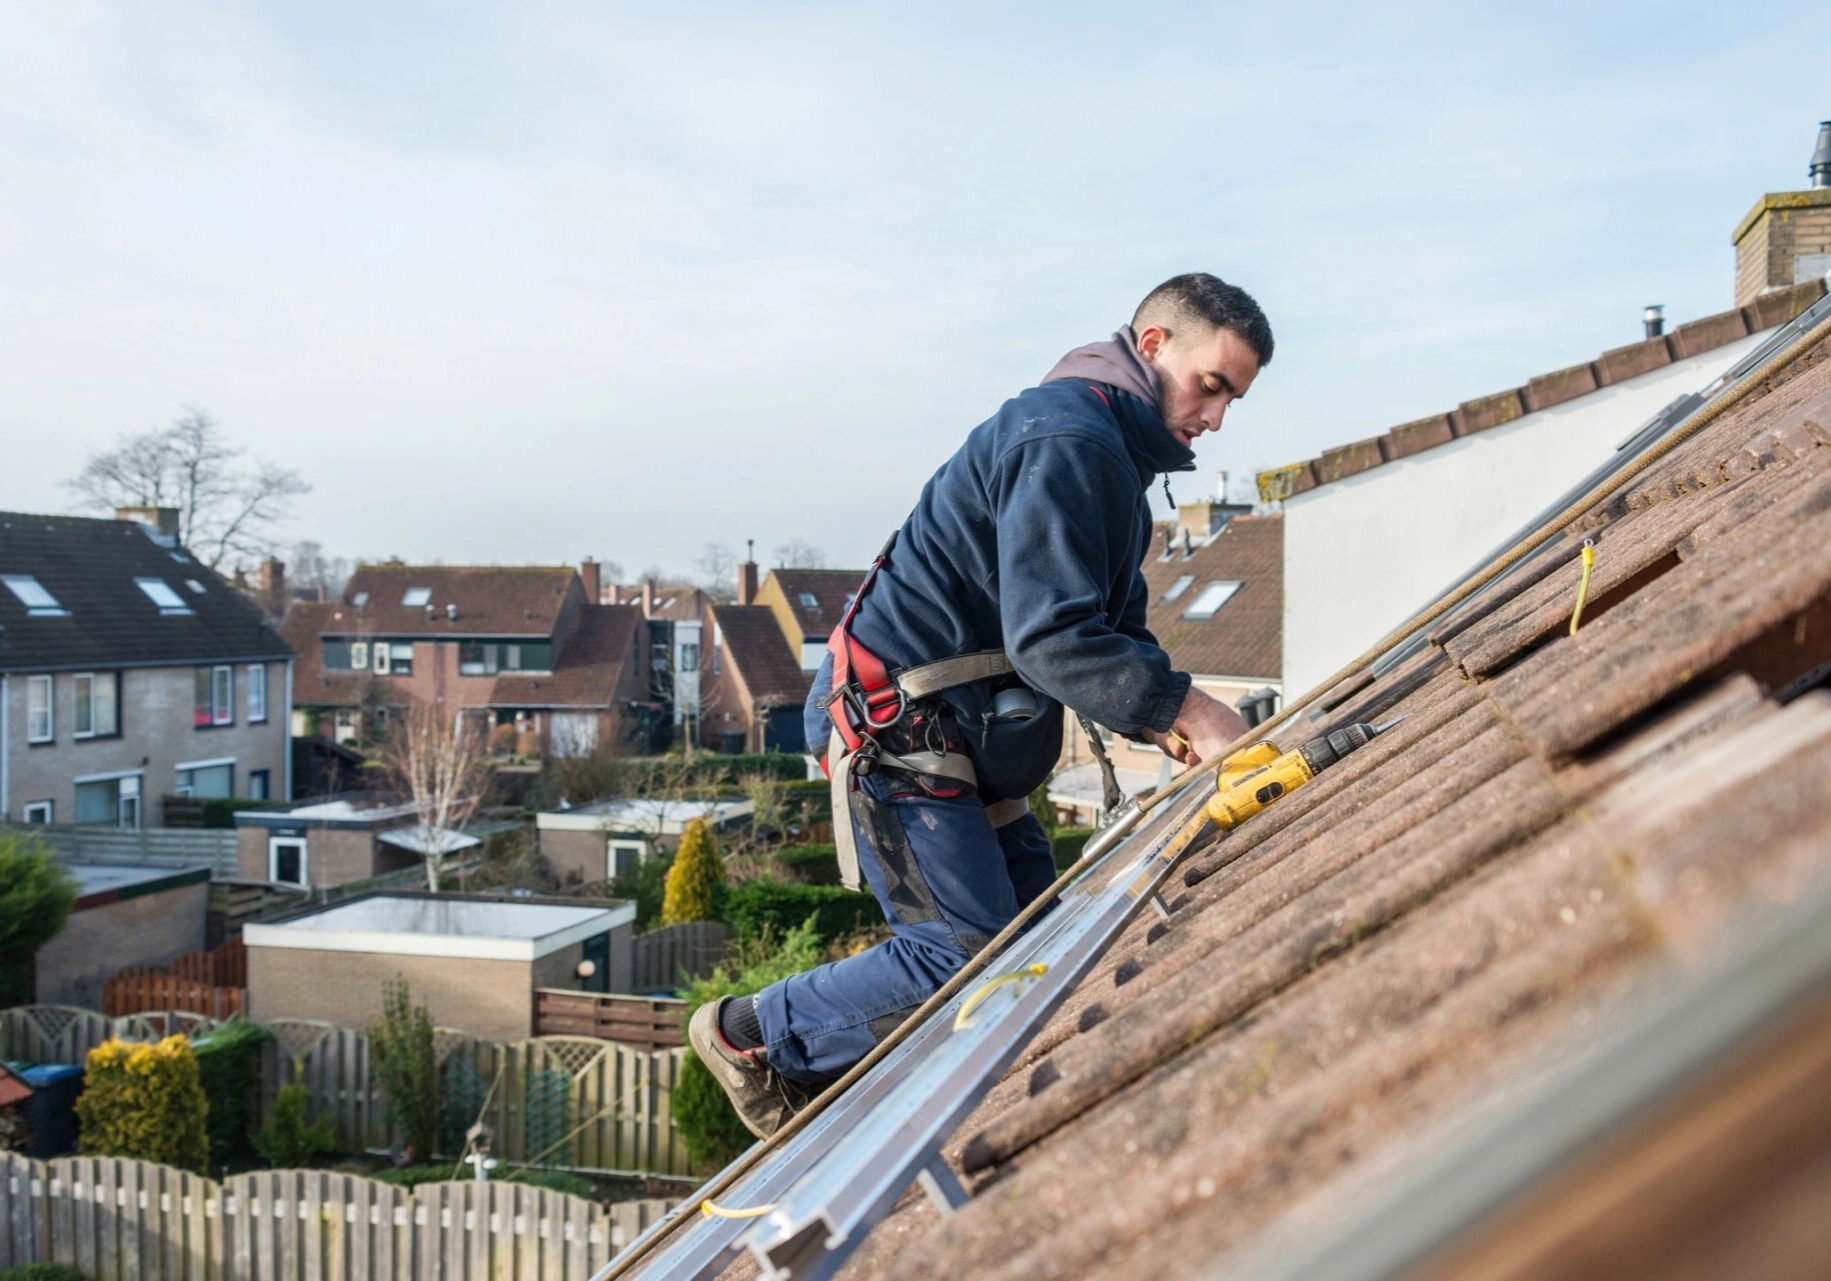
[1144,686,1252,767]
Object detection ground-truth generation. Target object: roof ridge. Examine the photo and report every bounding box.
[1257,279,1828,503]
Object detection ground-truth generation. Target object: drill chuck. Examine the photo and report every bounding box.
[1202,718,1400,834]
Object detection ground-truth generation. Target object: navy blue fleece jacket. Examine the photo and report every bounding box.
[832,356,1195,795]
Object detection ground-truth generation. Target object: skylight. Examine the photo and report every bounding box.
[1161,574,1196,603]
[402,587,432,607]
[798,592,820,609]
[3,574,69,617]
[185,579,207,594]
[1181,580,1242,621]
[136,577,194,615]
[351,591,369,609]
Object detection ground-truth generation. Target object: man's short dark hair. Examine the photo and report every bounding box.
[1133,273,1274,368]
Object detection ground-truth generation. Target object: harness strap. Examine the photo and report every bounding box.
[894,650,1014,701]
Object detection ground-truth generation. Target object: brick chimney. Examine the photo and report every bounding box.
[640,581,654,617]
[738,539,759,606]
[116,506,181,543]
[257,558,286,614]
[1733,121,1831,307]
[579,559,602,604]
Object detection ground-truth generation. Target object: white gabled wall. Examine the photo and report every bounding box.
[1282,329,1773,699]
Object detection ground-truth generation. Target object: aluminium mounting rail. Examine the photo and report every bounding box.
[602,784,1210,1281]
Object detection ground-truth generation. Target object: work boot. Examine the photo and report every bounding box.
[688,998,812,1139]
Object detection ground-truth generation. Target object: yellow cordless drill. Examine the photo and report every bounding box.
[1203,719,1402,831]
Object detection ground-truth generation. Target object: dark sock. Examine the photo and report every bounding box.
[718,995,764,1051]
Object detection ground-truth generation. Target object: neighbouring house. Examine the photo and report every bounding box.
[1053,492,1283,825]
[232,791,500,890]
[702,602,811,754]
[1261,131,1831,698]
[33,862,211,1007]
[243,891,636,1042]
[284,562,656,758]
[0,507,294,825]
[754,567,866,674]
[537,796,754,886]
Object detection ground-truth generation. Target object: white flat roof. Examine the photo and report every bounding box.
[537,796,752,833]
[244,895,633,961]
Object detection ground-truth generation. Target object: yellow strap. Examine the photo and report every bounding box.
[701,1198,775,1220]
[1568,539,1597,636]
[953,963,1048,1031]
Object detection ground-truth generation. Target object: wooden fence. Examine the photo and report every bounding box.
[3,823,240,879]
[102,939,249,1019]
[0,1008,691,1178]
[533,992,686,1050]
[631,921,729,991]
[0,1152,675,1280]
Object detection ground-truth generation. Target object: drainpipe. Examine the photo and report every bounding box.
[1,673,10,821]
[283,659,295,802]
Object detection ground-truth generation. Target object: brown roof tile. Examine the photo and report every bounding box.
[711,605,810,707]
[1383,412,1456,459]
[1315,436,1389,483]
[1455,386,1527,434]
[337,564,577,636]
[816,317,1831,1281]
[280,600,361,708]
[771,568,867,639]
[488,604,640,708]
[1139,515,1281,680]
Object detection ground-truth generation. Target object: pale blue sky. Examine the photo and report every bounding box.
[3,2,1826,576]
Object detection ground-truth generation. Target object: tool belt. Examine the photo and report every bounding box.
[818,533,1033,892]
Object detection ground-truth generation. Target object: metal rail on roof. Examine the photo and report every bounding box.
[1357,286,1831,687]
[599,788,1209,1281]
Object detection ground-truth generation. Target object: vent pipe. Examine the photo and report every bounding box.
[1642,304,1665,338]
[1812,120,1831,189]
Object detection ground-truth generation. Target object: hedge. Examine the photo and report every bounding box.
[771,842,840,886]
[722,880,883,946]
[0,1265,90,1281]
[201,797,281,828]
[1051,827,1095,873]
[75,1036,209,1175]
[193,1018,272,1166]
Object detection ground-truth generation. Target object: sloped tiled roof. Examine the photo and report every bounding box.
[1257,279,1828,503]
[334,564,576,636]
[1141,514,1281,680]
[827,314,1831,1277]
[711,604,811,707]
[0,512,292,670]
[489,604,641,709]
[770,568,866,639]
[280,601,360,708]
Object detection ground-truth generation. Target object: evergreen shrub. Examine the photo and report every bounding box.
[75,1036,209,1175]
[252,1083,336,1168]
[0,1264,91,1281]
[722,880,882,947]
[192,1017,272,1167]
[660,817,724,926]
[770,842,839,886]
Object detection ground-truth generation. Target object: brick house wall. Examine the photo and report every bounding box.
[248,947,540,1042]
[541,828,609,886]
[36,881,208,1007]
[234,823,418,887]
[4,663,290,824]
[1734,190,1831,307]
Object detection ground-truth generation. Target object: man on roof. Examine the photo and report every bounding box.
[691,273,1275,1134]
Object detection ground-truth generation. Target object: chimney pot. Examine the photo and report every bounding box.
[738,556,759,606]
[1810,120,1831,189]
[115,506,182,544]
[1642,304,1665,338]
[579,558,602,604]
[446,602,458,621]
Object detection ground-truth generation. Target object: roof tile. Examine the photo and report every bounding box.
[1383,412,1457,459]
[1667,307,1750,359]
[337,564,576,637]
[1315,437,1388,484]
[1523,360,1601,412]
[1455,387,1528,434]
[710,604,809,706]
[1594,332,1675,385]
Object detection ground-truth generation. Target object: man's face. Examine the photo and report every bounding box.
[1137,322,1261,450]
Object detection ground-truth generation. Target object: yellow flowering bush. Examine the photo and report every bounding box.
[74,1035,209,1175]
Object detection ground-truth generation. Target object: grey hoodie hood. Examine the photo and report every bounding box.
[1040,325,1161,411]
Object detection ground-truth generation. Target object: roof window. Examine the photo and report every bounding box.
[798,592,819,609]
[1181,580,1242,621]
[185,579,207,594]
[401,587,432,607]
[2,574,69,617]
[136,577,194,615]
[1161,574,1196,603]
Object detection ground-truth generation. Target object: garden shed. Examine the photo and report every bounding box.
[233,792,471,889]
[34,862,210,1007]
[243,892,635,1041]
[536,796,751,886]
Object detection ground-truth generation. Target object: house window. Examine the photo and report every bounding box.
[350,591,369,609]
[174,761,234,798]
[72,672,120,738]
[680,642,700,669]
[349,640,369,669]
[1161,574,1196,603]
[3,574,69,617]
[373,643,391,674]
[459,641,500,675]
[1182,581,1243,621]
[248,664,267,721]
[27,675,52,743]
[196,666,234,726]
[269,836,307,886]
[387,643,413,676]
[333,709,357,744]
[74,774,140,828]
[401,587,432,607]
[798,591,819,609]
[248,769,271,801]
[22,801,52,824]
[136,577,194,615]
[506,644,522,670]
[607,839,647,879]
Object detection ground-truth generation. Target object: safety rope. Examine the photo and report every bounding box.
[1568,539,1597,636]
[596,303,1831,1281]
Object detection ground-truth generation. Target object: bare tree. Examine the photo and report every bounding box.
[695,542,738,602]
[290,540,352,599]
[67,407,310,570]
[382,702,489,892]
[772,539,828,569]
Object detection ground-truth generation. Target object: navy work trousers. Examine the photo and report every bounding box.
[753,663,1058,1084]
